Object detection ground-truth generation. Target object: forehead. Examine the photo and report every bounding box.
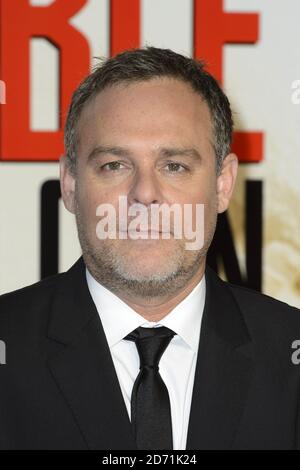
[77,77,213,150]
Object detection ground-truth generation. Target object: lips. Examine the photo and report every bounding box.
[129,229,161,233]
[127,229,169,233]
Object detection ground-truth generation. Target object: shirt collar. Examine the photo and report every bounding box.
[86,267,206,352]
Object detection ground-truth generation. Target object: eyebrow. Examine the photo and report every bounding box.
[87,145,203,164]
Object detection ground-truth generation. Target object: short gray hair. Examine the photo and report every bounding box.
[64,46,233,177]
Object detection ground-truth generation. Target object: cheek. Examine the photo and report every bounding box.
[76,174,107,213]
[75,187,99,230]
[192,189,218,232]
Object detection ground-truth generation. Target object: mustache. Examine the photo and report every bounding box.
[119,226,172,234]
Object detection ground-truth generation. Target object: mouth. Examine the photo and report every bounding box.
[126,229,170,234]
[118,229,172,239]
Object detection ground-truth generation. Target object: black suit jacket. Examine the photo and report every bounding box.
[1,255,300,450]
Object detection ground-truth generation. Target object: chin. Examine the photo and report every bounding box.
[121,257,171,276]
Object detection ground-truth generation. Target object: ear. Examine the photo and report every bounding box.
[216,153,239,214]
[59,155,76,214]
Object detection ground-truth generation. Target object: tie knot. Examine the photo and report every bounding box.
[124,326,175,370]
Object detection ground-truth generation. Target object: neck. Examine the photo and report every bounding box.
[86,257,206,322]
[118,266,205,322]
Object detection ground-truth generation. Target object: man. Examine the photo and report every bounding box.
[1,47,300,450]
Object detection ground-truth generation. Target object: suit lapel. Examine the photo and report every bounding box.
[46,256,137,450]
[186,266,254,450]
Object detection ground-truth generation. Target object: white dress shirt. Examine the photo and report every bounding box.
[86,267,206,450]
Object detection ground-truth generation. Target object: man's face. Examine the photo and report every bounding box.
[60,77,238,298]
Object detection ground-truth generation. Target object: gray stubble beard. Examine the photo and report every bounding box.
[74,191,217,300]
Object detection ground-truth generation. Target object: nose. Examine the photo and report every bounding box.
[127,166,162,207]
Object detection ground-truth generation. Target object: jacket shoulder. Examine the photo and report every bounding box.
[226,279,299,315]
[0,272,65,325]
[0,271,63,300]
[222,278,300,344]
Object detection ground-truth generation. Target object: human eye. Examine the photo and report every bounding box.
[100,161,126,172]
[164,161,189,173]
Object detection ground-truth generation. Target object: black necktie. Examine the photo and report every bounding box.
[124,326,176,450]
